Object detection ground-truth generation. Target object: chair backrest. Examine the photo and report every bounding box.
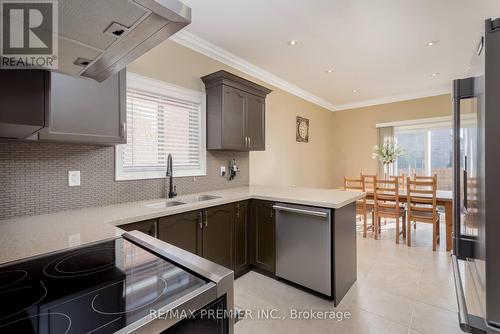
[410,174,437,190]
[344,174,364,191]
[361,174,376,192]
[390,174,406,190]
[374,177,400,214]
[406,175,438,223]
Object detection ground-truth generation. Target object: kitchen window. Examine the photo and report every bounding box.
[115,73,206,181]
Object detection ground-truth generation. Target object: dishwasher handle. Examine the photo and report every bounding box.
[272,205,328,218]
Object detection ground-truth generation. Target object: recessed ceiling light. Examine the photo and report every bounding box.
[430,72,440,77]
[325,69,334,74]
[426,41,438,47]
[288,40,299,46]
[352,89,358,93]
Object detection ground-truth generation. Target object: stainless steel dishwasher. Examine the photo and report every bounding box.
[274,202,332,297]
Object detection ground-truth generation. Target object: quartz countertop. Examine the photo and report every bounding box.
[0,185,363,265]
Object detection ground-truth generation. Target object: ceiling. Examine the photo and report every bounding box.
[177,0,500,111]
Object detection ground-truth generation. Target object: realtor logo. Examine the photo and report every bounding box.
[0,0,58,69]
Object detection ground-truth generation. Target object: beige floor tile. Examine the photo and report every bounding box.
[350,285,414,326]
[234,217,458,333]
[414,280,458,312]
[236,318,337,334]
[360,265,421,299]
[410,301,463,334]
[331,308,409,334]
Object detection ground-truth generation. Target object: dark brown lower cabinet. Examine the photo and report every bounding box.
[158,211,202,255]
[119,219,157,237]
[234,201,250,277]
[124,200,274,278]
[202,204,234,269]
[250,200,275,274]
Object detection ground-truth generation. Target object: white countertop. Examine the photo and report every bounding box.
[0,185,363,265]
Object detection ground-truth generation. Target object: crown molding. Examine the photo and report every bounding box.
[170,31,452,113]
[170,30,337,111]
[331,86,452,111]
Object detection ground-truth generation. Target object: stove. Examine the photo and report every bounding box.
[0,232,234,334]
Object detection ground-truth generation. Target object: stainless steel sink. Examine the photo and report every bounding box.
[196,195,221,201]
[144,200,186,209]
[180,195,222,203]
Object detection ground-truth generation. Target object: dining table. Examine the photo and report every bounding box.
[362,189,454,251]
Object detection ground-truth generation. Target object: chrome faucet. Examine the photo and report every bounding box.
[166,154,177,198]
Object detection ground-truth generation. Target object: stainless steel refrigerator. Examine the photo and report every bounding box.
[452,18,500,334]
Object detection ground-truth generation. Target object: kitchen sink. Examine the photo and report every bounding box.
[196,195,221,201]
[144,200,186,209]
[144,195,221,208]
[180,195,222,203]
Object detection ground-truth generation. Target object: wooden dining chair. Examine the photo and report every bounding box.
[344,174,373,238]
[390,174,406,190]
[361,174,376,192]
[411,174,436,187]
[406,175,440,251]
[373,177,406,243]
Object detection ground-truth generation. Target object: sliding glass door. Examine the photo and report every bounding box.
[393,122,454,190]
[394,130,426,177]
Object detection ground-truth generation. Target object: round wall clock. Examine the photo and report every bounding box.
[296,116,309,142]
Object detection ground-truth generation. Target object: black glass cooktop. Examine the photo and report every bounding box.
[0,237,207,333]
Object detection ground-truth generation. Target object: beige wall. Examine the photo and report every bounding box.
[128,40,336,189]
[128,41,453,190]
[330,94,452,187]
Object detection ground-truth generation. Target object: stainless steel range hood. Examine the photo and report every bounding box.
[58,0,191,82]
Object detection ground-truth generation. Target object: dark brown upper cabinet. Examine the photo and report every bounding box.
[38,70,126,145]
[201,70,272,151]
[0,69,50,139]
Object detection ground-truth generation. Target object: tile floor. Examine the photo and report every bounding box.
[234,219,462,334]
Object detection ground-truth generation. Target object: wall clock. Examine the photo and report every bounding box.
[296,116,309,143]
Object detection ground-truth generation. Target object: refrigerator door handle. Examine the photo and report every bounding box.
[453,79,463,255]
[452,255,473,333]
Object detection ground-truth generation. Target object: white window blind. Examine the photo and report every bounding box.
[116,73,206,181]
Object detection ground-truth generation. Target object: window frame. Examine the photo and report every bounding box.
[115,72,207,181]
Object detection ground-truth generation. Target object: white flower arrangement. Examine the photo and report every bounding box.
[372,140,405,165]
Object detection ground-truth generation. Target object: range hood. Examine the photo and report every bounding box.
[57,0,191,82]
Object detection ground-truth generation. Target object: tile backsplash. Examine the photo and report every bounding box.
[0,142,249,220]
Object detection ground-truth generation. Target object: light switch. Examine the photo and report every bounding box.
[68,171,81,187]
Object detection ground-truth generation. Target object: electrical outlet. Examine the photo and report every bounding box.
[220,166,226,176]
[68,171,81,187]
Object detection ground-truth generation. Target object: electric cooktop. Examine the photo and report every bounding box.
[0,237,208,333]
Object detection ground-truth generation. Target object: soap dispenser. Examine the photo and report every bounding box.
[228,158,239,181]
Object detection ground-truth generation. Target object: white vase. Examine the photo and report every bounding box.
[383,163,393,177]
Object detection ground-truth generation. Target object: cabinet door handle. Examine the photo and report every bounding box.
[204,210,208,227]
[248,137,251,148]
[121,122,127,138]
[198,212,203,229]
